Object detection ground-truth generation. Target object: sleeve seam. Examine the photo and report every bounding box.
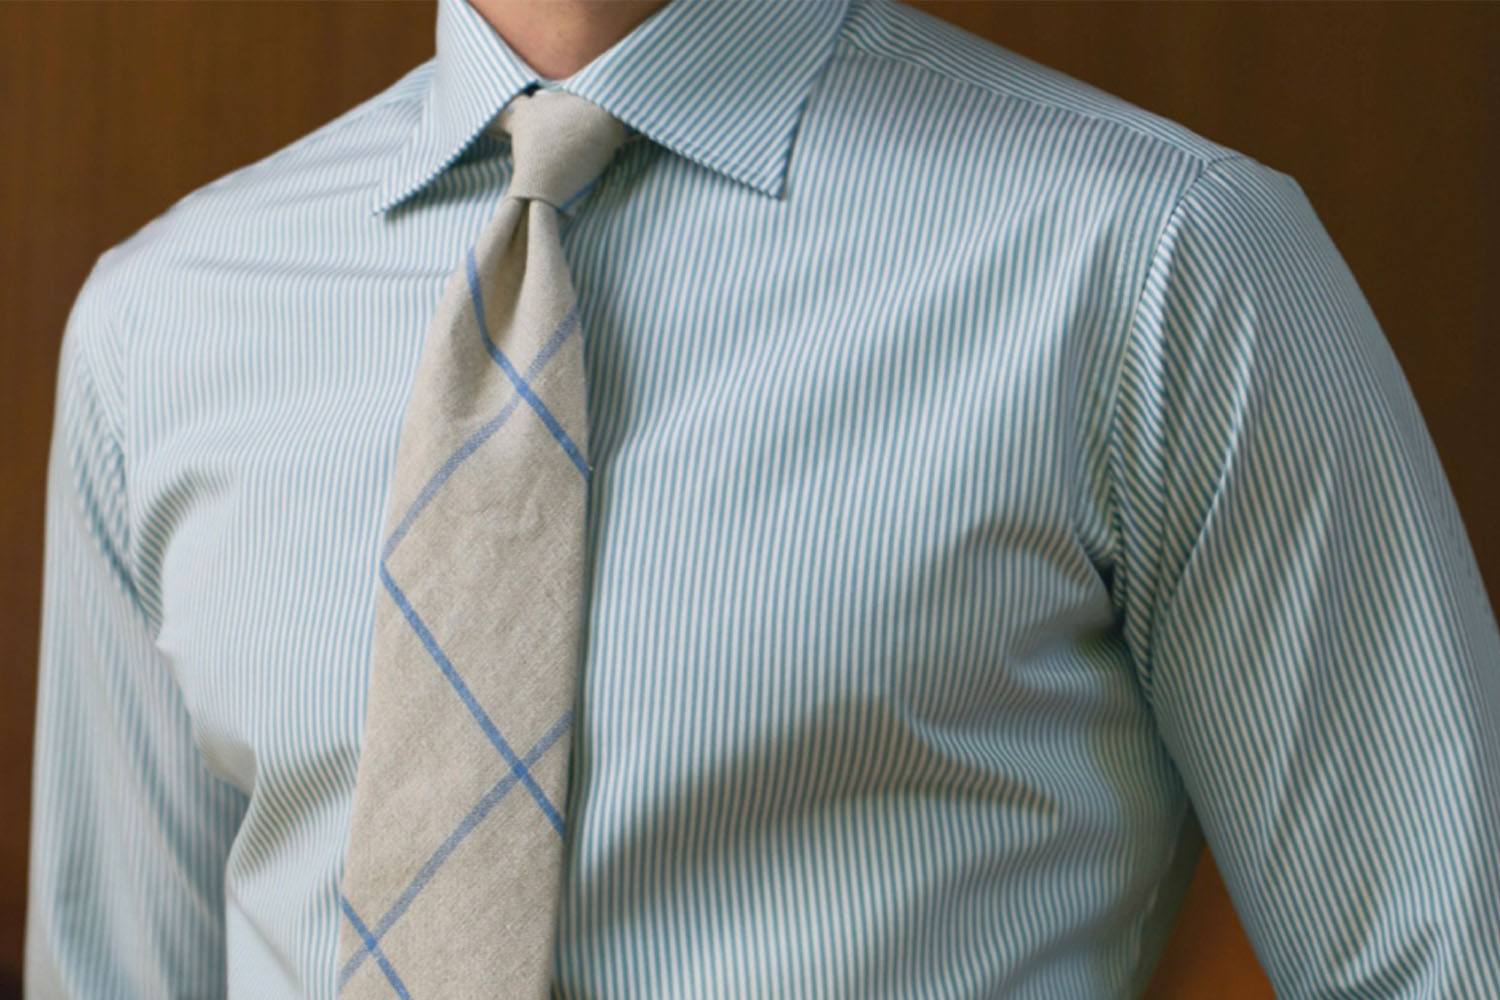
[67,278,155,639]
[1099,153,1249,690]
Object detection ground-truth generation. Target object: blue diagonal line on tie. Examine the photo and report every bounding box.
[379,560,566,833]
[339,896,412,1000]
[337,710,574,989]
[466,247,590,479]
[381,307,581,562]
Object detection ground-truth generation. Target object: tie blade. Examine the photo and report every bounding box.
[338,89,623,998]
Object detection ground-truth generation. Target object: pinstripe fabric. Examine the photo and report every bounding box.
[26,0,1500,997]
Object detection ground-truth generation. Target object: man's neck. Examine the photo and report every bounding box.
[467,0,671,81]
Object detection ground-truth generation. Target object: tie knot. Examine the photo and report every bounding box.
[493,89,628,213]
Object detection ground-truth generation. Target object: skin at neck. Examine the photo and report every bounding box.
[467,0,672,81]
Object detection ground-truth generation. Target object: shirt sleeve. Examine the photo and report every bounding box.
[1107,154,1500,996]
[25,267,247,998]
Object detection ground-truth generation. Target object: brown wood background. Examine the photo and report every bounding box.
[2,2,1495,996]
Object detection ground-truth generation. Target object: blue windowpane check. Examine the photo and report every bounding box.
[466,248,590,478]
[339,711,574,990]
[344,229,591,994]
[382,303,582,562]
[379,561,566,834]
[340,896,412,1000]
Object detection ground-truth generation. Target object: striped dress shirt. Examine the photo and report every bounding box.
[27,0,1500,996]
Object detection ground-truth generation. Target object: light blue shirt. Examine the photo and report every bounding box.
[28,0,1500,996]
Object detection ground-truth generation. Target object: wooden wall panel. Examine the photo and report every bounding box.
[2,3,1494,995]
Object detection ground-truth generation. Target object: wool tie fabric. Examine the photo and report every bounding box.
[336,88,627,999]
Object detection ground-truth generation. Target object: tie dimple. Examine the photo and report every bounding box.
[496,89,628,211]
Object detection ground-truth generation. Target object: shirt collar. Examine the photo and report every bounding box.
[371,0,854,215]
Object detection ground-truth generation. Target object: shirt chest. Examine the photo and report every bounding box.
[125,221,1121,798]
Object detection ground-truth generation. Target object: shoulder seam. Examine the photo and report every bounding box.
[57,285,160,639]
[837,8,1232,172]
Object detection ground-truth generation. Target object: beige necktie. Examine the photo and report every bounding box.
[336,88,627,999]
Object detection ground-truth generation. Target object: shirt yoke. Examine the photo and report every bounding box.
[841,0,1250,175]
[90,60,435,275]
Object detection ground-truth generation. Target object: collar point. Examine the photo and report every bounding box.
[746,157,792,202]
[369,175,425,217]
